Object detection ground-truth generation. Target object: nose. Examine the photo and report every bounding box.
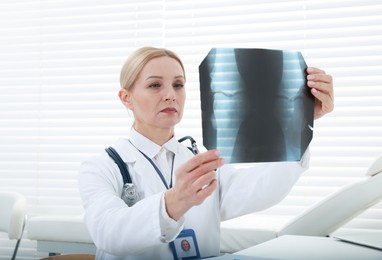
[164,85,176,101]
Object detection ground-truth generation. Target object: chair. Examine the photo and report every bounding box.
[0,191,27,260]
[221,155,382,253]
[27,214,96,255]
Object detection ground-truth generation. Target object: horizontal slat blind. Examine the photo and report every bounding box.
[0,0,381,259]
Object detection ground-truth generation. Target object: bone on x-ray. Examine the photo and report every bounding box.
[199,48,314,163]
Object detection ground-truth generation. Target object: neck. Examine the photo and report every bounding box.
[133,124,174,146]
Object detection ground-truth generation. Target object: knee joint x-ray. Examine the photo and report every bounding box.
[199,48,314,163]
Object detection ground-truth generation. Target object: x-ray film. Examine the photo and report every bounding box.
[199,48,314,163]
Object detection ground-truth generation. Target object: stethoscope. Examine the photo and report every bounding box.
[177,136,200,155]
[105,136,199,206]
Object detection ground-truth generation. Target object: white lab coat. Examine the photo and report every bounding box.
[78,130,309,260]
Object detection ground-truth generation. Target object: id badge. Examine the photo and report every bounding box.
[170,229,201,260]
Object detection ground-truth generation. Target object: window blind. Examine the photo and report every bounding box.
[0,0,381,259]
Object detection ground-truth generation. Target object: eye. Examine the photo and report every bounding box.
[173,82,184,89]
[148,83,161,89]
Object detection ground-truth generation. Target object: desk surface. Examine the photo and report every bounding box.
[228,235,382,260]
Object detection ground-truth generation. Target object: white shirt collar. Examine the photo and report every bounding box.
[129,128,179,158]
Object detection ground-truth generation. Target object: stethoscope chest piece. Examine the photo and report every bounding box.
[122,183,140,207]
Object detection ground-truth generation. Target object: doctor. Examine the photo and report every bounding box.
[78,47,334,260]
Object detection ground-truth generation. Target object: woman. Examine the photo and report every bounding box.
[78,47,334,260]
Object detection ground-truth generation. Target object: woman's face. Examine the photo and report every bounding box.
[181,239,190,251]
[122,56,186,133]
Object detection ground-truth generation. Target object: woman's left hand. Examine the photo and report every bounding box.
[307,67,334,119]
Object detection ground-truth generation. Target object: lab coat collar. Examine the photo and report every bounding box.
[113,138,138,164]
[114,128,179,163]
[129,128,161,158]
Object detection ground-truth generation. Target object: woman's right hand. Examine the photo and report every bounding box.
[165,150,225,221]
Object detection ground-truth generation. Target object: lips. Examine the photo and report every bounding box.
[161,107,177,113]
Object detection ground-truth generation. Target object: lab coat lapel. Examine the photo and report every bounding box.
[132,153,167,194]
[171,144,194,187]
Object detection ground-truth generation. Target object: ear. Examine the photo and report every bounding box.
[118,88,133,110]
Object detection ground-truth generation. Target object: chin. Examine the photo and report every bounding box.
[158,120,180,129]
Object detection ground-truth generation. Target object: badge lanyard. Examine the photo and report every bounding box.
[129,140,175,189]
[129,140,200,259]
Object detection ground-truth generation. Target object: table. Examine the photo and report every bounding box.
[221,235,382,260]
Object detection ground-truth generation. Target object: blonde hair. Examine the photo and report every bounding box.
[120,47,186,91]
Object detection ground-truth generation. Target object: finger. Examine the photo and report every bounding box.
[307,67,326,75]
[311,88,334,113]
[195,179,217,203]
[308,73,332,85]
[192,171,217,190]
[180,150,222,173]
[307,70,333,91]
[190,158,224,180]
[306,68,333,92]
[307,80,332,94]
[308,82,334,105]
